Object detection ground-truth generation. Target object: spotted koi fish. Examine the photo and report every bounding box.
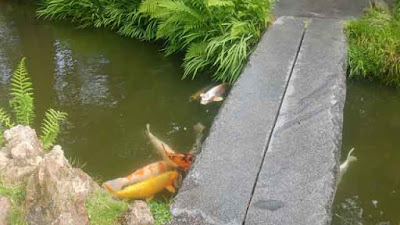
[104,171,179,200]
[103,161,171,191]
[146,124,178,168]
[162,144,194,171]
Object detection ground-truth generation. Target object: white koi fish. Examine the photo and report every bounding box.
[338,148,357,184]
[200,83,229,105]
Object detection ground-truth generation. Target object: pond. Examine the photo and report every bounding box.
[333,80,400,224]
[0,1,219,181]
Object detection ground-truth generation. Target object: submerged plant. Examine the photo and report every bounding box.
[0,58,67,151]
[38,0,274,83]
[346,0,400,87]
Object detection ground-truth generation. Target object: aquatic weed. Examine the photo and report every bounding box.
[149,199,172,225]
[0,179,27,225]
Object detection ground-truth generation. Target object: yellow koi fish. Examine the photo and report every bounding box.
[146,124,178,168]
[103,161,171,191]
[104,171,179,200]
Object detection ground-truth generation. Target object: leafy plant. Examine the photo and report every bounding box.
[9,57,34,125]
[149,200,172,225]
[85,190,128,225]
[0,57,67,151]
[37,0,274,83]
[346,0,400,87]
[40,109,68,150]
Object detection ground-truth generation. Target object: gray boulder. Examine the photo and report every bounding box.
[121,201,154,225]
[0,125,44,184]
[0,196,11,225]
[25,145,100,225]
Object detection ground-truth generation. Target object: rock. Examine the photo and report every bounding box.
[0,126,44,184]
[121,201,154,225]
[25,145,100,225]
[0,196,11,225]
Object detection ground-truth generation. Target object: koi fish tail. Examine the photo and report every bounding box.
[346,148,357,163]
[145,123,151,136]
[103,183,117,194]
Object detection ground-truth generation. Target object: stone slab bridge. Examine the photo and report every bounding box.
[170,1,369,224]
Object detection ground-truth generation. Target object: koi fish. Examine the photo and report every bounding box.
[200,83,229,105]
[189,84,214,102]
[145,124,178,168]
[161,144,194,171]
[338,148,357,184]
[102,161,171,191]
[104,171,179,201]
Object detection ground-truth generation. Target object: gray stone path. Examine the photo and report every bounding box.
[170,1,352,224]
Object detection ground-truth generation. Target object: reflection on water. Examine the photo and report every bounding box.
[0,1,219,181]
[333,80,400,225]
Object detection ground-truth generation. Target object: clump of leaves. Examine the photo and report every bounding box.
[0,179,27,225]
[346,0,400,87]
[38,0,274,83]
[85,190,128,225]
[0,57,67,151]
[149,200,172,225]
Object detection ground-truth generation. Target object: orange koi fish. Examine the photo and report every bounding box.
[102,161,171,191]
[162,145,194,171]
[146,124,178,168]
[200,83,229,105]
[189,84,214,102]
[104,171,179,201]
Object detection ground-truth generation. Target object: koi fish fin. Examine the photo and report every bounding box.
[103,178,126,191]
[166,185,176,193]
[212,96,223,102]
[103,183,116,194]
[346,148,357,163]
[146,195,154,202]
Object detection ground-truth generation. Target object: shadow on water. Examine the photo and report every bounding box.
[333,80,400,225]
[0,1,220,181]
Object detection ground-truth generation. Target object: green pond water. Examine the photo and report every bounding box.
[0,1,219,181]
[333,80,400,225]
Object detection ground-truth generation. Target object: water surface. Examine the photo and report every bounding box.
[333,80,400,225]
[0,1,219,181]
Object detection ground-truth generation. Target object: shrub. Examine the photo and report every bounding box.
[346,0,400,87]
[38,0,274,83]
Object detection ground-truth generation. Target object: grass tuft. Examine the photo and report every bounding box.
[0,179,27,225]
[85,190,128,225]
[346,0,400,87]
[149,200,172,225]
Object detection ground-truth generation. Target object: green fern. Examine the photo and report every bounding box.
[9,57,35,125]
[0,108,14,145]
[40,109,68,151]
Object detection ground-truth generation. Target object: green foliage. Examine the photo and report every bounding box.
[149,200,172,225]
[0,108,14,145]
[10,57,35,125]
[0,57,67,149]
[40,109,68,151]
[346,1,400,87]
[38,0,274,83]
[85,190,128,225]
[0,179,27,225]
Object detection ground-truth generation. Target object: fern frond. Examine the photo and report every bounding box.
[9,57,35,125]
[40,109,67,151]
[0,108,14,146]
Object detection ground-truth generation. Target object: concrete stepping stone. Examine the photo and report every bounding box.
[170,17,306,225]
[244,18,346,225]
